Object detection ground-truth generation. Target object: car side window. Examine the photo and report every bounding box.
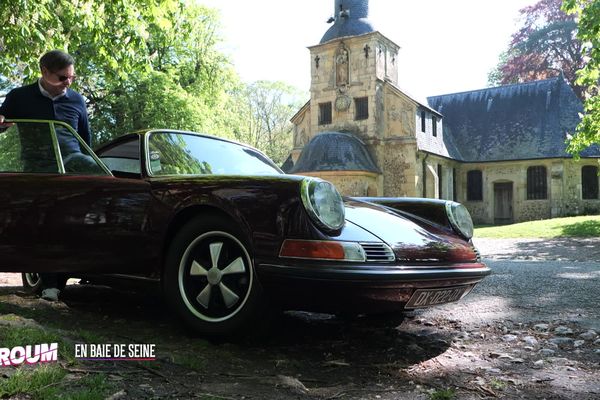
[98,137,141,174]
[0,122,59,173]
[0,121,107,175]
[55,126,107,175]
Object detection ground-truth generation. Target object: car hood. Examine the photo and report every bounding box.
[344,199,477,263]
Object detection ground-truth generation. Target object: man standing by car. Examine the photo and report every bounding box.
[0,49,91,301]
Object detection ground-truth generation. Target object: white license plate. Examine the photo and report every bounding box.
[405,285,473,308]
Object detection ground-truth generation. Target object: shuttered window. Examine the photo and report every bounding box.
[582,166,599,199]
[354,97,369,120]
[319,102,332,125]
[467,170,483,201]
[527,166,547,200]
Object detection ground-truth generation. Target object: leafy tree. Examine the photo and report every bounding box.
[0,0,236,146]
[234,81,306,164]
[489,0,586,100]
[563,0,600,155]
[0,0,156,89]
[0,0,305,163]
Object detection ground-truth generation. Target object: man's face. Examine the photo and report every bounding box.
[41,64,76,93]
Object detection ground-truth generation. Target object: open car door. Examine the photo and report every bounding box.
[0,120,157,273]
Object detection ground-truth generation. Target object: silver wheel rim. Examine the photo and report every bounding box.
[25,273,41,287]
[177,231,253,322]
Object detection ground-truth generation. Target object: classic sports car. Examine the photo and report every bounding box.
[1,120,490,335]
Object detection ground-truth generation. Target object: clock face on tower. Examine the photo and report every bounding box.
[335,94,351,111]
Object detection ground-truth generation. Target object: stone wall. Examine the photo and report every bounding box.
[291,104,311,163]
[298,171,380,197]
[563,160,600,215]
[457,159,600,224]
[307,32,400,143]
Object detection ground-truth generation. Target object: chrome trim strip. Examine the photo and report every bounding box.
[48,122,65,174]
[259,263,491,278]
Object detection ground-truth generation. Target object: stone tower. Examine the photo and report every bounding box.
[287,0,424,198]
[284,1,600,224]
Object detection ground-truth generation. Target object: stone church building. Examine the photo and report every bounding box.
[283,0,600,224]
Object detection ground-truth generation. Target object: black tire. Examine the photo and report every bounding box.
[21,273,68,294]
[21,273,43,294]
[163,215,267,336]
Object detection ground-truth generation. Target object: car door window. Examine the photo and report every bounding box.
[0,122,59,173]
[97,137,141,174]
[0,121,108,175]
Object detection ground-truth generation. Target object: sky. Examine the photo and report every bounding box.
[200,0,537,102]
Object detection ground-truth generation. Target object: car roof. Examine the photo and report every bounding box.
[95,129,263,155]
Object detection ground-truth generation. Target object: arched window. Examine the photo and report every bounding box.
[582,166,599,199]
[527,166,547,200]
[467,170,483,201]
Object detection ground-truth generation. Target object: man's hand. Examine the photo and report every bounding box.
[0,115,14,127]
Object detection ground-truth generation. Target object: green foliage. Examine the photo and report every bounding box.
[0,364,113,400]
[489,378,507,390]
[474,215,600,238]
[429,388,456,400]
[563,0,600,155]
[0,0,304,164]
[0,0,238,146]
[59,374,114,400]
[0,364,66,399]
[489,0,585,99]
[173,353,207,370]
[233,80,306,164]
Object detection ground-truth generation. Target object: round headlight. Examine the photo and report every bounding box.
[445,202,474,239]
[301,178,345,231]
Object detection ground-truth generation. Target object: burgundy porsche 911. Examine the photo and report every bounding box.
[1,120,490,335]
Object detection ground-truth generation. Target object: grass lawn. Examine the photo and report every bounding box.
[474,215,600,239]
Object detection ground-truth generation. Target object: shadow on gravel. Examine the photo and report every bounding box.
[512,238,600,261]
[0,282,455,398]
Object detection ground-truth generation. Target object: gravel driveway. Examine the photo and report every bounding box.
[473,237,600,262]
[408,237,600,399]
[0,237,598,399]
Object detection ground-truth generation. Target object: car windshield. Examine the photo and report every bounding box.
[147,132,282,176]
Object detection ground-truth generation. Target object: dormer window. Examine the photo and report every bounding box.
[420,111,426,132]
[432,116,437,137]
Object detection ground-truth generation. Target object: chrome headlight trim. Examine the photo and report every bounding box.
[300,178,345,231]
[445,201,474,240]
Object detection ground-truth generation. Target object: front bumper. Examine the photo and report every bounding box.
[257,262,490,313]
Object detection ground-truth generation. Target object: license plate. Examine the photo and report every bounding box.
[405,285,473,308]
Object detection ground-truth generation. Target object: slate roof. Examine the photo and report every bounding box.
[286,132,380,174]
[320,0,375,44]
[426,76,599,162]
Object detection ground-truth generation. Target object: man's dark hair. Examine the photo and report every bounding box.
[39,50,74,72]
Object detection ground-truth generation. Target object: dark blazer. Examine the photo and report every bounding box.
[0,82,91,146]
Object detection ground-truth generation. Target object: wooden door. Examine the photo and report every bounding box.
[494,182,513,225]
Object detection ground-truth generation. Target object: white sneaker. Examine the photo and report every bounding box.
[41,288,60,301]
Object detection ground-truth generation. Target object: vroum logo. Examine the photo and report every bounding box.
[0,343,58,366]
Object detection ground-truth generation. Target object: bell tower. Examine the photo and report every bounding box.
[300,0,400,146]
[289,0,422,200]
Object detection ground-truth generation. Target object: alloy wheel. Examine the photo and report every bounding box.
[177,231,253,322]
